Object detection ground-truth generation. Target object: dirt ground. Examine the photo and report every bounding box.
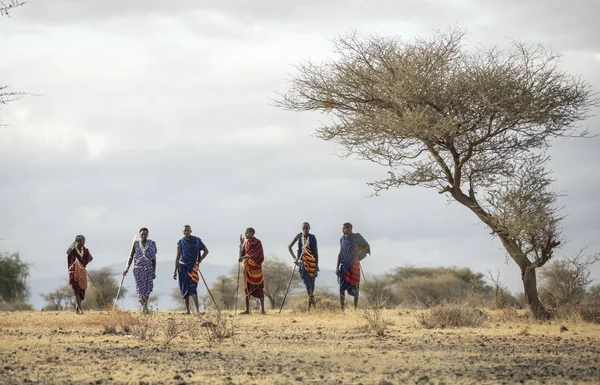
[1,308,599,385]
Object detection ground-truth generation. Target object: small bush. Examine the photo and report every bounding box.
[493,307,530,323]
[0,301,33,311]
[360,290,390,336]
[416,304,487,329]
[99,315,118,335]
[195,309,235,346]
[578,303,600,324]
[161,318,181,347]
[113,310,137,333]
[292,289,340,313]
[131,313,158,341]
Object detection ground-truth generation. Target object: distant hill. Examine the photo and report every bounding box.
[28,260,342,311]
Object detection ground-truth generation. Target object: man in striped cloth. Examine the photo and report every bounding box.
[173,225,209,314]
[66,235,93,314]
[239,227,266,315]
[287,222,319,310]
[336,222,370,311]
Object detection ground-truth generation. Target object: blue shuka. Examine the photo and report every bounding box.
[177,235,205,297]
[338,233,370,296]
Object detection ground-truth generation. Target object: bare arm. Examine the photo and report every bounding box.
[199,247,209,262]
[287,234,300,261]
[173,244,180,280]
[336,246,342,274]
[238,234,247,262]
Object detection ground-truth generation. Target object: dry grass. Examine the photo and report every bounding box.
[1,309,600,384]
[416,304,487,329]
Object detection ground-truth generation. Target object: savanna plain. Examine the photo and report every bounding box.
[1,306,599,385]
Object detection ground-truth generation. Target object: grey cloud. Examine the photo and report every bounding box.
[1,0,599,297]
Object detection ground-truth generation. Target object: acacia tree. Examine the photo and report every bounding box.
[262,258,301,309]
[538,249,600,309]
[0,1,25,17]
[277,29,597,319]
[0,251,29,304]
[41,285,74,311]
[1,1,25,119]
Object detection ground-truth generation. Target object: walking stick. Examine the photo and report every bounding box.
[278,263,297,314]
[113,234,136,311]
[234,260,241,314]
[198,265,219,310]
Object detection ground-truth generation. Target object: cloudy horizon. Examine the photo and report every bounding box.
[1,0,599,297]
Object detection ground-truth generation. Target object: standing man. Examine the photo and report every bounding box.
[173,225,209,314]
[239,227,266,315]
[287,222,319,310]
[123,228,157,314]
[66,235,93,314]
[336,222,370,311]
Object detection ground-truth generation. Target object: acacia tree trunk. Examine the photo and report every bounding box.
[521,265,550,320]
[452,188,551,320]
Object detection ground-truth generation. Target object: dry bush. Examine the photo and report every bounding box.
[0,301,34,311]
[518,326,531,336]
[360,305,387,336]
[292,289,340,313]
[397,274,472,307]
[578,303,600,324]
[194,309,235,347]
[130,313,158,341]
[491,307,530,323]
[160,317,181,347]
[416,304,487,329]
[95,310,137,335]
[98,314,118,335]
[360,289,390,336]
[112,310,136,334]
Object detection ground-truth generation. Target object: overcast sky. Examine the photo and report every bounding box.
[1,0,599,294]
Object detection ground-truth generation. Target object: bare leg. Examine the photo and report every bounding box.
[354,293,359,310]
[239,296,250,315]
[191,294,199,312]
[75,295,84,314]
[340,291,345,311]
[260,298,265,314]
[140,299,149,314]
[184,295,191,315]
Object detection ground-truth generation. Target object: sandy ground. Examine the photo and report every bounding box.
[1,308,599,385]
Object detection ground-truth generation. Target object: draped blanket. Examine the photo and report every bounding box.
[67,246,93,298]
[297,233,318,292]
[177,236,205,297]
[133,240,157,301]
[338,233,369,297]
[243,238,264,299]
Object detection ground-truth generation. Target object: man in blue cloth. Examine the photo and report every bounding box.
[173,225,209,314]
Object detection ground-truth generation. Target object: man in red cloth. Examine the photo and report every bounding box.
[239,227,266,315]
[66,235,93,314]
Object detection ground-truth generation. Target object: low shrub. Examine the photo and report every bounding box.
[416,304,487,329]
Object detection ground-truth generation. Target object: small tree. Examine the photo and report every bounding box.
[262,258,301,309]
[85,267,126,309]
[277,29,598,319]
[0,251,30,304]
[41,285,74,311]
[209,274,237,310]
[538,249,600,309]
